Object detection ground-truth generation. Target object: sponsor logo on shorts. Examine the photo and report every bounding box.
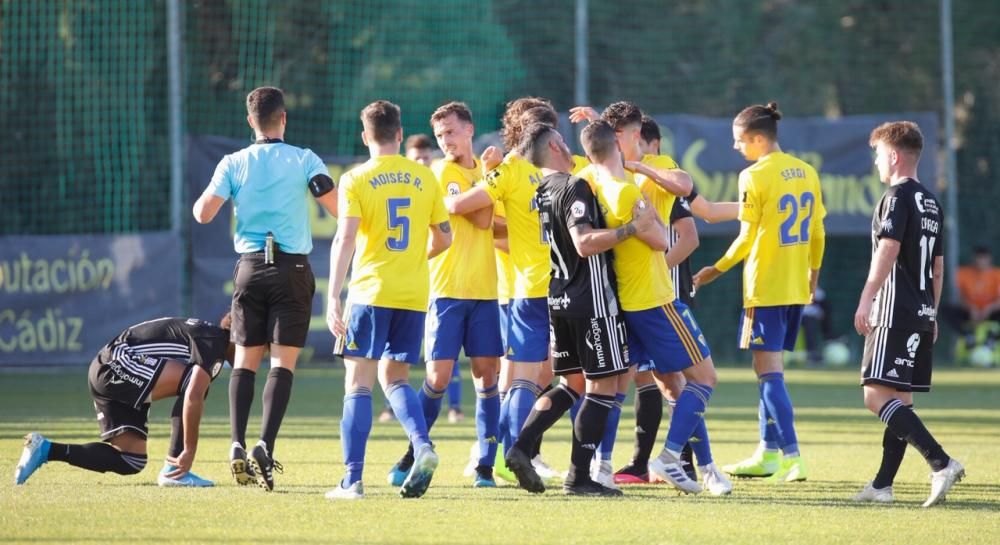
[751,335,765,345]
[585,317,606,368]
[906,333,921,358]
[552,350,570,358]
[211,361,223,378]
[107,361,146,388]
[886,368,900,378]
[917,304,936,318]
[347,341,359,351]
[894,357,915,368]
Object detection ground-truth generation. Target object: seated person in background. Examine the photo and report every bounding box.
[943,245,1000,340]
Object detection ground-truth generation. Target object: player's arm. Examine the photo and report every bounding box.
[164,365,211,478]
[446,185,493,215]
[854,238,901,336]
[625,161,693,198]
[569,200,655,257]
[428,221,453,259]
[327,215,359,337]
[193,156,232,224]
[689,193,740,223]
[492,215,508,239]
[569,106,601,124]
[809,211,827,301]
[635,198,669,252]
[309,173,338,217]
[665,217,698,268]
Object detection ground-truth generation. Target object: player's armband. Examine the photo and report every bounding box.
[308,174,335,197]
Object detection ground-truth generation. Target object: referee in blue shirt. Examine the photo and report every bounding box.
[193,86,336,491]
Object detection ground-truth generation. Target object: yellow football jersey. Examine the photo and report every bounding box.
[592,171,676,311]
[571,155,590,174]
[429,158,497,300]
[494,201,515,305]
[339,155,449,311]
[636,154,681,223]
[481,154,549,299]
[715,152,827,307]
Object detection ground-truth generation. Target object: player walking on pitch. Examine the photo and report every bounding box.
[852,121,964,507]
[326,100,452,500]
[695,102,825,482]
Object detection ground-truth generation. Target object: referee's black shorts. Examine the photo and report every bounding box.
[551,314,630,380]
[231,251,314,347]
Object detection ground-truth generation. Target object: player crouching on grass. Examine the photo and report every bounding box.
[15,315,235,488]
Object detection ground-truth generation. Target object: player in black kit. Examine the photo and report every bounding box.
[14,316,235,487]
[853,121,963,507]
[503,121,657,496]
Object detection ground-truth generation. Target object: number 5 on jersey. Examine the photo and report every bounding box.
[386,197,410,251]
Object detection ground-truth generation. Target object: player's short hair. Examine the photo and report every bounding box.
[601,101,643,131]
[581,120,618,162]
[869,121,923,158]
[640,115,661,144]
[360,100,402,144]
[430,101,473,125]
[521,122,560,168]
[246,87,285,129]
[405,133,434,152]
[734,101,782,140]
[501,97,553,152]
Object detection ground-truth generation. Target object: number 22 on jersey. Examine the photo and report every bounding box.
[778,191,815,246]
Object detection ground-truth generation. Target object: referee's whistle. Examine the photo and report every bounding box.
[264,232,275,265]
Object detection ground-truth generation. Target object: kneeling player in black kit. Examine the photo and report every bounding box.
[504,121,659,496]
[14,316,235,487]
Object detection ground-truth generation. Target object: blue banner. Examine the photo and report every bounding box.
[0,233,181,365]
[652,112,939,234]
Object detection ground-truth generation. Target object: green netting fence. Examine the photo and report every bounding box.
[2,0,998,360]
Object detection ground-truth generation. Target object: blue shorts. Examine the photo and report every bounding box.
[424,298,504,361]
[738,305,804,352]
[624,300,710,374]
[507,297,550,363]
[335,303,425,365]
[498,303,511,354]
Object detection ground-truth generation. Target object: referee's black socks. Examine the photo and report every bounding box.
[48,441,146,475]
[878,399,949,472]
[260,367,294,456]
[229,368,256,447]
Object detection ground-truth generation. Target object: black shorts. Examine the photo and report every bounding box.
[861,326,934,392]
[88,361,151,440]
[231,252,315,347]
[551,314,629,379]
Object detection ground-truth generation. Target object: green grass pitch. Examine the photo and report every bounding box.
[2,366,998,544]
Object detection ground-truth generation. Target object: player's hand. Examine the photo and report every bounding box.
[631,199,654,232]
[569,106,600,124]
[623,160,647,175]
[165,449,195,478]
[854,299,874,336]
[327,298,346,337]
[481,146,503,171]
[693,266,722,289]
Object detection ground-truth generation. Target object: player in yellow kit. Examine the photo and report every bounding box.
[325,100,452,500]
[446,99,568,464]
[386,102,503,489]
[694,101,826,482]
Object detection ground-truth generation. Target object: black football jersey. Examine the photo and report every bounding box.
[869,179,944,332]
[668,196,695,306]
[535,173,620,318]
[96,317,230,388]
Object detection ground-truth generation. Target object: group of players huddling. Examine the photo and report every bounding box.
[15,89,964,507]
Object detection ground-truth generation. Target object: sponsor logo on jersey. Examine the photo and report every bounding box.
[889,197,897,211]
[881,218,893,233]
[570,200,586,218]
[886,368,900,378]
[446,182,461,196]
[143,357,158,367]
[548,294,571,310]
[914,192,925,213]
[906,333,921,358]
[680,198,691,211]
